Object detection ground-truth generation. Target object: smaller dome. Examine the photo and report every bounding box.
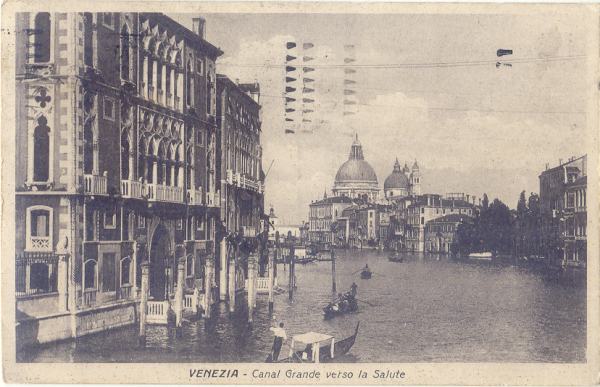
[384,159,410,190]
[412,160,419,170]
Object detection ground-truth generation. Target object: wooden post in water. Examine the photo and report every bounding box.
[228,245,237,313]
[268,245,274,313]
[248,255,255,323]
[175,257,185,332]
[204,255,213,319]
[288,245,295,301]
[219,238,228,301]
[331,248,336,296]
[138,262,149,346]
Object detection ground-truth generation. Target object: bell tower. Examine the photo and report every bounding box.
[410,160,421,195]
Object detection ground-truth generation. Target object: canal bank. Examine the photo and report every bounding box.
[18,250,586,363]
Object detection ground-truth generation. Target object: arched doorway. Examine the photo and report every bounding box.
[149,224,172,300]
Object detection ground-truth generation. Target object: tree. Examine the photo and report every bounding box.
[482,193,489,210]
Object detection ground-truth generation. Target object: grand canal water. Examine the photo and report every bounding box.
[18,250,586,363]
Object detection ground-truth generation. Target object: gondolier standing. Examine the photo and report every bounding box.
[269,321,287,362]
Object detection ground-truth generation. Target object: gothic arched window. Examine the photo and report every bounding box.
[34,13,51,63]
[33,116,50,181]
[121,133,130,179]
[83,121,94,174]
[120,25,130,80]
[186,59,194,106]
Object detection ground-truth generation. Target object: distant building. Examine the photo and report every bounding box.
[332,134,379,202]
[403,194,475,251]
[539,155,587,270]
[308,195,353,245]
[383,158,421,200]
[424,214,471,254]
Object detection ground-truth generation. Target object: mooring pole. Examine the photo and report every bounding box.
[288,245,295,301]
[331,248,336,296]
[138,262,149,346]
[268,245,274,313]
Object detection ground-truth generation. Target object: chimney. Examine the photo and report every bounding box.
[192,17,206,39]
[466,194,470,203]
[559,158,562,165]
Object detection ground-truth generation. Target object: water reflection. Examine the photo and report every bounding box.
[18,250,585,363]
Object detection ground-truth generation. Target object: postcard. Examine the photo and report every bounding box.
[1,1,598,385]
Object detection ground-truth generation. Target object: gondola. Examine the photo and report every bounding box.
[388,253,404,263]
[295,256,317,264]
[360,270,372,279]
[266,323,360,363]
[323,294,359,320]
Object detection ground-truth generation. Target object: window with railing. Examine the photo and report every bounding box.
[26,206,52,252]
[15,252,58,297]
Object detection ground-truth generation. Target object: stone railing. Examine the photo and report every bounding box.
[121,180,144,199]
[187,188,203,205]
[147,184,183,203]
[146,300,169,324]
[205,191,220,207]
[84,173,107,195]
[82,288,97,308]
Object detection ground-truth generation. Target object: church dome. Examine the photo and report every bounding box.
[335,160,378,183]
[384,158,409,190]
[334,135,378,184]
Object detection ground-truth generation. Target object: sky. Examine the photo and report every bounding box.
[172,11,590,224]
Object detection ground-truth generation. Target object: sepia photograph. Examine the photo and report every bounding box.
[2,1,598,384]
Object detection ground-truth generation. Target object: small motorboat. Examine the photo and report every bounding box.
[323,293,359,320]
[360,270,372,279]
[266,323,360,363]
[468,252,493,261]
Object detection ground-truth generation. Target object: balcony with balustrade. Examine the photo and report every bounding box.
[146,184,184,203]
[187,187,204,205]
[84,173,108,195]
[120,180,145,199]
[205,191,220,207]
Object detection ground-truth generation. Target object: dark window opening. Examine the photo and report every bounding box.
[120,26,130,80]
[101,252,116,292]
[83,13,93,66]
[33,115,50,181]
[34,13,51,63]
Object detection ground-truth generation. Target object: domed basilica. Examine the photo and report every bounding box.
[332,134,421,202]
[332,134,380,201]
[384,158,421,200]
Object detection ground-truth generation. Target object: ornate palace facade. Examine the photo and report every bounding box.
[14,12,260,345]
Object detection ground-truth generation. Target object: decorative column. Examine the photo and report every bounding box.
[128,150,135,181]
[228,247,236,313]
[57,254,69,312]
[132,242,139,296]
[175,256,185,328]
[219,237,228,301]
[152,160,158,185]
[204,255,213,318]
[142,55,149,98]
[138,262,149,346]
[152,60,158,101]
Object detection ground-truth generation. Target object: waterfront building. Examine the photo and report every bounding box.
[216,74,264,300]
[308,195,353,245]
[332,134,379,201]
[14,12,228,346]
[384,158,421,200]
[539,155,587,271]
[404,194,475,251]
[424,214,471,254]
